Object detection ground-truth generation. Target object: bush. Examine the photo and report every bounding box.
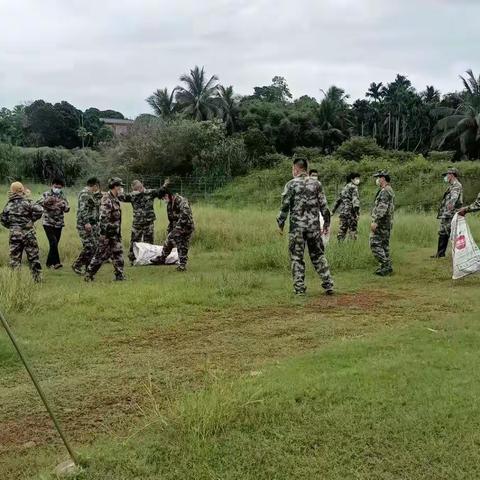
[292,146,323,160]
[0,144,98,185]
[335,136,385,162]
[428,151,456,163]
[255,153,287,169]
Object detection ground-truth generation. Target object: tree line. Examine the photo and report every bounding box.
[0,102,125,148]
[146,66,480,160]
[1,66,479,162]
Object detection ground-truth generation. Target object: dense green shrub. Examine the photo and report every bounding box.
[335,136,385,162]
[0,143,99,185]
[428,151,456,163]
[292,146,323,160]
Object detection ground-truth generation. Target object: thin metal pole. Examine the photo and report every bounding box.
[0,309,79,465]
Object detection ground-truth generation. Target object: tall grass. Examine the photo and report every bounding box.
[0,267,35,314]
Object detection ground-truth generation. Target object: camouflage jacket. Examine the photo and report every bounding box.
[77,188,102,227]
[371,185,395,226]
[437,179,463,220]
[332,182,360,216]
[37,190,70,228]
[1,193,43,231]
[121,188,167,226]
[277,173,331,231]
[167,195,194,233]
[99,192,122,238]
[465,193,480,213]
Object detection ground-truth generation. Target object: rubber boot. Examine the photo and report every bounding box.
[431,234,449,258]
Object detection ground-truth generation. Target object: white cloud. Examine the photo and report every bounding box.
[0,0,478,117]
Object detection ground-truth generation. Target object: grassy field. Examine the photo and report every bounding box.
[1,185,480,479]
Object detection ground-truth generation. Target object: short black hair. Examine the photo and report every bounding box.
[51,178,65,187]
[293,156,308,171]
[347,172,360,182]
[384,174,391,183]
[309,169,318,175]
[87,177,100,187]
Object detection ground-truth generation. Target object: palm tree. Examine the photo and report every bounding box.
[175,66,219,120]
[317,86,353,153]
[146,88,177,119]
[432,70,480,159]
[366,82,385,102]
[421,85,440,104]
[216,85,239,133]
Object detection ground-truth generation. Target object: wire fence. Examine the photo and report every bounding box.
[2,173,480,211]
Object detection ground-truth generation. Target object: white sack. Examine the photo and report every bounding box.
[132,242,179,266]
[451,213,480,280]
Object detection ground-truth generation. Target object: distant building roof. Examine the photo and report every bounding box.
[100,118,134,125]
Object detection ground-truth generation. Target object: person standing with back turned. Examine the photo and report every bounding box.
[277,157,334,296]
[370,171,395,276]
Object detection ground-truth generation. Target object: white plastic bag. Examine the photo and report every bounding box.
[132,242,179,266]
[319,212,330,246]
[451,213,480,279]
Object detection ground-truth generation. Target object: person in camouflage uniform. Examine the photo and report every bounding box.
[277,157,334,295]
[84,178,125,282]
[151,189,195,271]
[72,177,102,274]
[332,172,361,241]
[458,192,480,216]
[37,178,70,269]
[432,167,463,258]
[370,171,395,276]
[121,179,169,264]
[1,182,43,282]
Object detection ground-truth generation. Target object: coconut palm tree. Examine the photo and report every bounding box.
[317,86,353,153]
[175,66,219,120]
[432,70,480,159]
[146,88,177,119]
[421,85,441,104]
[216,85,240,133]
[366,82,385,102]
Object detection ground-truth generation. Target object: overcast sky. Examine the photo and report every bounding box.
[1,0,478,118]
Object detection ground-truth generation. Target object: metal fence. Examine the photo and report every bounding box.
[3,173,480,210]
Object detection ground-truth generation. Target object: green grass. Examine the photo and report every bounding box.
[1,185,480,479]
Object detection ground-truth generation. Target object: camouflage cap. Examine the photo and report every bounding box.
[373,170,389,178]
[108,177,125,189]
[443,167,460,177]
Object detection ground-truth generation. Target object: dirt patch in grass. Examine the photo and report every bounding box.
[0,290,405,452]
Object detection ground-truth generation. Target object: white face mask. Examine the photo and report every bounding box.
[443,175,449,183]
[352,178,360,185]
[118,187,124,195]
[52,187,62,195]
[375,178,381,187]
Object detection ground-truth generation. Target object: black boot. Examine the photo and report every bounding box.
[431,234,449,258]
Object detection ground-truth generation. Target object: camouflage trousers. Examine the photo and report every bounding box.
[289,228,333,294]
[161,228,193,268]
[72,226,99,270]
[9,228,42,280]
[438,217,453,237]
[337,214,359,241]
[370,225,392,270]
[129,222,154,263]
[85,235,124,279]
